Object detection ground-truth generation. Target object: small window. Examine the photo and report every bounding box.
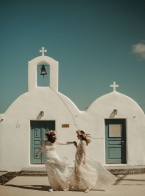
[109,124,122,137]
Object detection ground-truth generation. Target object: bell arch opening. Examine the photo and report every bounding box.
[37,64,50,87]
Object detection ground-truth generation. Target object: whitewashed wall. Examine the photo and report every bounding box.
[81,92,145,165]
[0,88,81,171]
[0,53,145,171]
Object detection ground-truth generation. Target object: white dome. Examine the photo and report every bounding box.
[87,91,144,117]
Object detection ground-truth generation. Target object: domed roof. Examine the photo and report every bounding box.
[87,91,144,115]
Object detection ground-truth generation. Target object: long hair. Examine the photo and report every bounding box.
[76,130,91,145]
[45,130,56,143]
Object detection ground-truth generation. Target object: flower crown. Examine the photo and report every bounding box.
[45,130,56,135]
[76,130,90,138]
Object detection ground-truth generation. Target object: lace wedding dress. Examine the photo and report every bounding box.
[71,140,117,191]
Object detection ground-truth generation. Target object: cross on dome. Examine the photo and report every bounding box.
[39,47,47,56]
[110,81,119,91]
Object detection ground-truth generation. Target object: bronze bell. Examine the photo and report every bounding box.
[40,65,47,77]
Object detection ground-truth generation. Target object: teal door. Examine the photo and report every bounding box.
[30,120,55,164]
[105,119,126,164]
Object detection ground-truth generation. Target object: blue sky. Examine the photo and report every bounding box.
[0,0,145,113]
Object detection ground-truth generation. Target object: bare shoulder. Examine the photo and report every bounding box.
[81,140,86,145]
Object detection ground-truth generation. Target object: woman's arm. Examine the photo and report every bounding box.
[35,141,45,157]
[56,140,77,147]
[67,141,77,147]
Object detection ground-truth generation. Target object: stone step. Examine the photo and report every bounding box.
[20,166,47,176]
[106,165,145,175]
[20,165,145,175]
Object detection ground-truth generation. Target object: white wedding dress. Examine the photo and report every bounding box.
[36,140,72,190]
[71,140,117,191]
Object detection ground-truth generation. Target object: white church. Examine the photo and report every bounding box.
[0,47,145,172]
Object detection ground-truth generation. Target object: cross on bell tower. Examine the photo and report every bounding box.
[39,47,47,56]
[28,48,58,92]
[110,81,119,91]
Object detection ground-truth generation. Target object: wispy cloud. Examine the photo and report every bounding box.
[132,42,145,59]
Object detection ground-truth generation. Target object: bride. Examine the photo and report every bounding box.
[35,130,75,192]
[72,130,117,193]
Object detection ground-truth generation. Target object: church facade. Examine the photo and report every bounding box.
[0,48,145,171]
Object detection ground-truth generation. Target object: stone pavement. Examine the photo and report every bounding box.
[0,173,145,196]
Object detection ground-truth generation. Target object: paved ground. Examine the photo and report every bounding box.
[0,173,145,196]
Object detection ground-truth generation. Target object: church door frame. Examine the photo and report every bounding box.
[105,119,126,164]
[30,120,55,164]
